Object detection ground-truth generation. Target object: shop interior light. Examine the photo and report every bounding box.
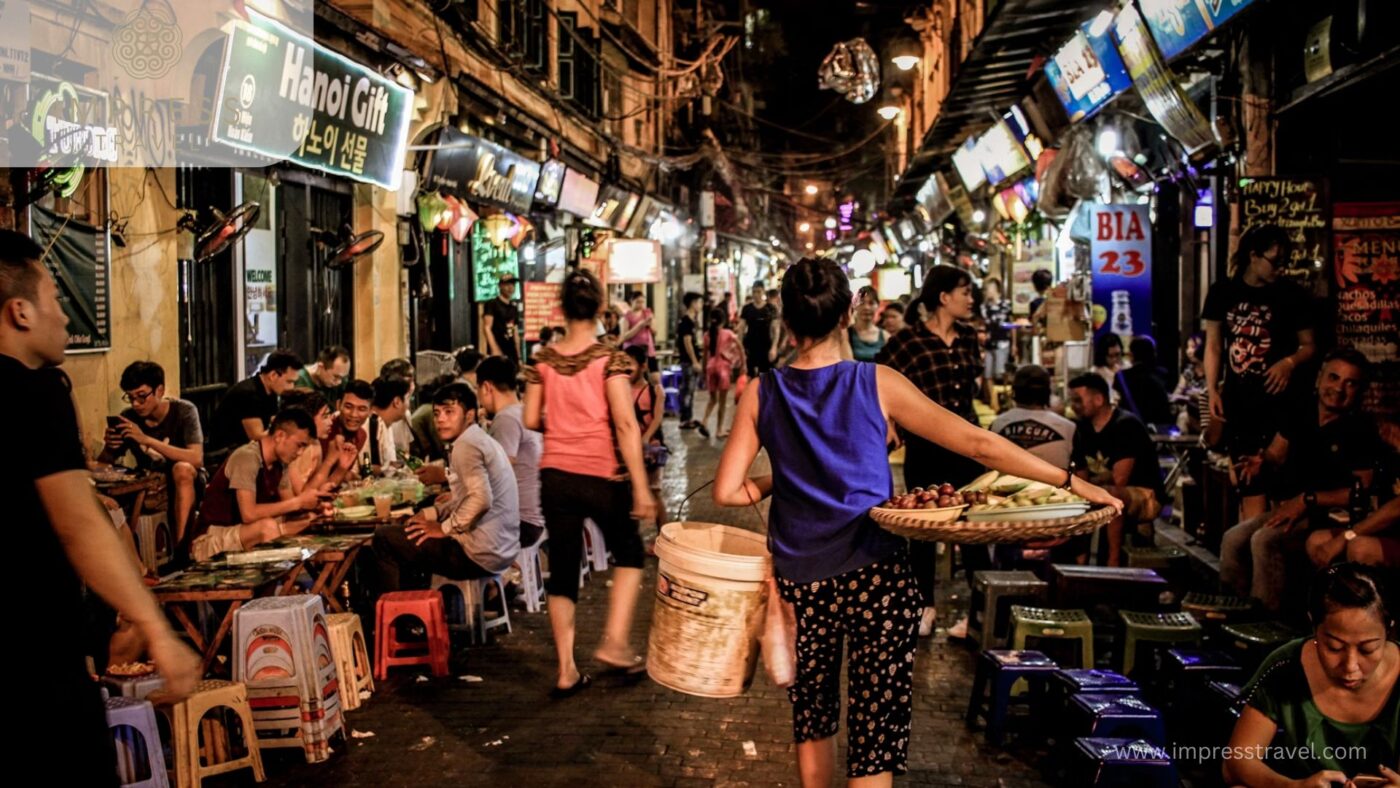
[521,242,537,262]
[1096,127,1121,158]
[1194,203,1214,229]
[891,54,921,71]
[972,209,986,223]
[876,104,902,120]
[850,248,877,276]
[805,242,815,250]
[918,239,931,252]
[824,217,838,229]
[804,184,819,195]
[1088,9,1115,37]
[798,221,811,233]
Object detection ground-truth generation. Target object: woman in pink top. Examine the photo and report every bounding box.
[523,270,658,697]
[703,307,745,439]
[619,290,657,373]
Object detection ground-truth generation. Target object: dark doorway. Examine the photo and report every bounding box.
[276,172,356,366]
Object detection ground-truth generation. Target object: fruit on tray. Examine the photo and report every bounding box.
[966,486,1085,513]
[882,483,987,510]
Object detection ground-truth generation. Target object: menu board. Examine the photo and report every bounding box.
[522,282,564,339]
[1333,202,1400,418]
[1240,176,1329,294]
[31,204,110,352]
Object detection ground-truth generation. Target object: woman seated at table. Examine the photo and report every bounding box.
[281,389,359,496]
[187,409,330,562]
[1224,563,1399,787]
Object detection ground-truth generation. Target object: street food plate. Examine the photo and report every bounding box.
[870,504,968,523]
[222,547,310,565]
[92,466,133,483]
[336,505,376,520]
[965,502,1092,522]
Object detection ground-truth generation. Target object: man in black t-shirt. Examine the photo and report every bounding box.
[676,291,706,433]
[738,281,778,377]
[1069,373,1166,566]
[0,231,198,785]
[1220,348,1382,613]
[482,274,521,364]
[1202,225,1316,518]
[209,349,302,459]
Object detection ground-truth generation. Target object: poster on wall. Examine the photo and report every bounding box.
[30,205,110,352]
[1333,202,1400,418]
[1239,176,1329,297]
[1088,203,1152,342]
[522,282,565,340]
[470,221,520,302]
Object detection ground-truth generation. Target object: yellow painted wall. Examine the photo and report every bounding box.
[65,168,182,458]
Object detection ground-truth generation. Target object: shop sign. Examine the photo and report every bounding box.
[29,77,119,176]
[1139,0,1257,62]
[522,281,565,339]
[973,119,1030,188]
[212,11,414,189]
[470,219,520,302]
[557,167,601,218]
[0,0,30,82]
[608,239,662,284]
[1088,203,1152,342]
[30,205,110,352]
[1046,22,1132,123]
[590,185,640,231]
[426,128,540,213]
[1333,202,1400,418]
[915,172,954,225]
[951,137,985,192]
[1239,176,1329,295]
[535,158,565,205]
[1112,3,1214,154]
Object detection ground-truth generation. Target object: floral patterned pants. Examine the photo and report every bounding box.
[776,552,920,777]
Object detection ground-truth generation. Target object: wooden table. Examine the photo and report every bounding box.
[261,532,376,613]
[152,559,305,675]
[95,472,164,523]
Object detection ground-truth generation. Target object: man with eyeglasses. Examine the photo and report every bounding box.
[294,345,351,410]
[1203,224,1317,522]
[98,361,205,545]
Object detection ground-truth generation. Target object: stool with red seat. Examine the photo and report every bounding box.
[374,590,451,680]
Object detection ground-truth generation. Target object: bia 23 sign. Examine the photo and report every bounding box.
[213,11,413,189]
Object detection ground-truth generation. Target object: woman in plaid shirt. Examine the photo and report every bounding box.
[876,265,986,638]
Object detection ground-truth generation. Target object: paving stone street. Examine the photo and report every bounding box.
[261,395,1054,787]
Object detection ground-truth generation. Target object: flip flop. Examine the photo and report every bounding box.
[548,674,592,700]
[595,653,647,676]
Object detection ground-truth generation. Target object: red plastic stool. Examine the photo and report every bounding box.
[374,591,450,680]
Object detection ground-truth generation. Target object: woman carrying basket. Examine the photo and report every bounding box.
[713,258,1120,787]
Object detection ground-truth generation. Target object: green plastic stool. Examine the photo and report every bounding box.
[1181,592,1254,624]
[1220,620,1301,671]
[1123,545,1188,570]
[1011,606,1094,670]
[1119,610,1202,678]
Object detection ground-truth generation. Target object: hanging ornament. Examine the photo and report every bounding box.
[437,194,460,231]
[817,39,880,104]
[448,199,477,243]
[417,192,448,233]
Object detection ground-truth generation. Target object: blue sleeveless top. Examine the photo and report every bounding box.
[758,361,904,583]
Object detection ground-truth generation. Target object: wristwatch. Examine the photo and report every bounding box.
[1061,465,1075,491]
[1344,529,1358,542]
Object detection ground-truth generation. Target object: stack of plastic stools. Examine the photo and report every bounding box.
[325,613,374,711]
[969,570,1048,650]
[151,679,265,788]
[1069,737,1177,787]
[516,536,547,613]
[1069,694,1167,746]
[1158,648,1244,732]
[1118,610,1203,679]
[232,595,343,762]
[432,574,513,644]
[374,590,451,680]
[1219,620,1300,672]
[965,649,1059,745]
[1010,606,1094,670]
[106,696,170,788]
[583,519,611,572]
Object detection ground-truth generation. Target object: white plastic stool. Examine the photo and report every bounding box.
[516,539,547,613]
[432,575,513,644]
[582,519,611,572]
[133,511,173,573]
[105,696,171,788]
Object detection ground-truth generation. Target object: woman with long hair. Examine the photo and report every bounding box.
[715,258,1119,787]
[703,307,745,439]
[523,269,658,697]
[875,265,987,639]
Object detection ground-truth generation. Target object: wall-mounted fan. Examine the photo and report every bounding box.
[313,223,385,270]
[178,202,260,262]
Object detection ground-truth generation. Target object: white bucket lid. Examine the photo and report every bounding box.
[655,522,771,583]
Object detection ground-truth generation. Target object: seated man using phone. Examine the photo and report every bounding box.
[187,409,331,562]
[97,361,205,545]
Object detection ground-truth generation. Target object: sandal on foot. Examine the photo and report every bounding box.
[594,653,647,675]
[549,674,592,699]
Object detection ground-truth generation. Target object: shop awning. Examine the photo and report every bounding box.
[892,0,1086,207]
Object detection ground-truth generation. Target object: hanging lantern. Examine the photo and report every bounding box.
[417,192,448,233]
[448,200,477,243]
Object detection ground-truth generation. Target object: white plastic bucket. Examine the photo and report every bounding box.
[646,521,771,698]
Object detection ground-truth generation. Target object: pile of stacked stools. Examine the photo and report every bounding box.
[232,595,344,763]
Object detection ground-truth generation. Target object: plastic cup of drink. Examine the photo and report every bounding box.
[373,494,392,519]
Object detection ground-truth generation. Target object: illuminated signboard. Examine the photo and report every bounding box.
[1045,23,1132,122]
[974,119,1030,188]
[1139,0,1257,61]
[951,137,986,192]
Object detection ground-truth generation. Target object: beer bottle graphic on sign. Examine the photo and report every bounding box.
[1110,291,1134,342]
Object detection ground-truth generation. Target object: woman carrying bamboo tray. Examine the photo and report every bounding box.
[713,258,1121,788]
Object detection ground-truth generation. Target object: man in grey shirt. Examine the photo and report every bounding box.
[476,357,545,548]
[374,383,520,591]
[990,365,1076,469]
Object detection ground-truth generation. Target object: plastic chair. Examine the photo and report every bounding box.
[1180,591,1254,624]
[1010,606,1094,670]
[965,649,1059,746]
[106,696,170,788]
[1119,610,1202,679]
[374,590,451,680]
[1122,545,1187,570]
[1218,620,1300,672]
[326,613,374,711]
[1069,737,1177,788]
[969,570,1048,650]
[433,574,513,644]
[1070,693,1167,746]
[583,519,611,572]
[151,680,265,788]
[516,538,547,613]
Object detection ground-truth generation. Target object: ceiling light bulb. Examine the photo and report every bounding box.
[824,217,838,230]
[798,222,811,233]
[972,209,986,223]
[1097,127,1120,158]
[891,55,920,71]
[804,184,819,195]
[876,104,902,121]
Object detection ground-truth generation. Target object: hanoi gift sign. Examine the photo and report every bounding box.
[212,11,414,189]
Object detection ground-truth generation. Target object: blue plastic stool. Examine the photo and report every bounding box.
[1070,693,1167,746]
[1045,668,1140,731]
[965,649,1059,746]
[1158,648,1244,729]
[1071,737,1177,788]
[663,387,681,416]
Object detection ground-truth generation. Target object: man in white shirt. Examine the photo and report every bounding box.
[361,376,410,473]
[371,383,520,591]
[990,365,1076,468]
[476,357,545,548]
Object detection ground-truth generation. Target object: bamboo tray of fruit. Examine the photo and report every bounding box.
[871,472,1115,544]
